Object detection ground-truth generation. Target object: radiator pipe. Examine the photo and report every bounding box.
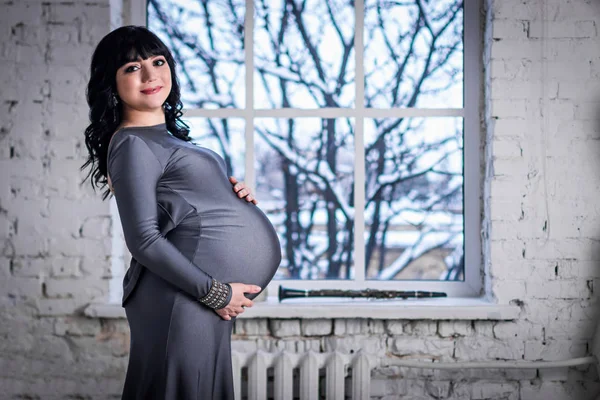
[381,356,596,369]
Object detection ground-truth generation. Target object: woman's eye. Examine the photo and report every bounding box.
[155,59,166,66]
[125,65,139,73]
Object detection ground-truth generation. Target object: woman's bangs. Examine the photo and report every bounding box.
[117,35,168,68]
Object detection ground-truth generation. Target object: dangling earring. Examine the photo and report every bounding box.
[111,91,119,108]
[111,91,119,123]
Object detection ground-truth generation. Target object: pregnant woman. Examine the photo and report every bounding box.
[81,26,281,399]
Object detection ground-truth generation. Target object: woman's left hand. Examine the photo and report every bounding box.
[229,176,258,205]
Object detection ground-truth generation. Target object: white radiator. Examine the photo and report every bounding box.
[231,349,375,400]
[231,349,599,399]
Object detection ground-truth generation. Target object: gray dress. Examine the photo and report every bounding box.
[107,123,281,400]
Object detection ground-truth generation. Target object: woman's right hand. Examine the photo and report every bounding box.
[214,283,261,321]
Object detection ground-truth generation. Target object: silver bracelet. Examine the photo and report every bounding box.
[198,279,231,309]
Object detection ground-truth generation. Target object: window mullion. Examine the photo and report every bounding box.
[181,108,465,119]
[354,0,365,284]
[245,0,255,190]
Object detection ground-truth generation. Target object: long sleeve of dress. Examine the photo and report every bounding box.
[108,132,226,304]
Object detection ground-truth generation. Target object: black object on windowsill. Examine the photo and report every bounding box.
[278,286,448,302]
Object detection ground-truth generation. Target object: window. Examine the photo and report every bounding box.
[120,0,482,299]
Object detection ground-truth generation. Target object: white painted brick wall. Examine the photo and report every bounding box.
[2,0,600,399]
[481,1,600,399]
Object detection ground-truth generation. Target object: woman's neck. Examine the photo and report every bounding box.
[119,108,166,129]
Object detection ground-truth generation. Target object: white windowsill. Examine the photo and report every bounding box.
[84,296,520,320]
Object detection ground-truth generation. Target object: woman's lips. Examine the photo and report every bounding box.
[141,86,162,95]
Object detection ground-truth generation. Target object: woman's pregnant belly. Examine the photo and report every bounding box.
[197,204,281,298]
[167,200,281,300]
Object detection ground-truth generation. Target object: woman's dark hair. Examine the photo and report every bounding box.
[81,25,191,200]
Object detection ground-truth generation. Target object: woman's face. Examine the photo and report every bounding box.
[115,54,172,113]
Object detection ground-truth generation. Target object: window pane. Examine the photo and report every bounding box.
[148,0,245,109]
[186,118,245,180]
[364,0,463,108]
[364,117,464,281]
[255,118,355,279]
[254,0,355,109]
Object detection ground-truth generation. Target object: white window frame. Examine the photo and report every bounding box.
[115,0,483,302]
